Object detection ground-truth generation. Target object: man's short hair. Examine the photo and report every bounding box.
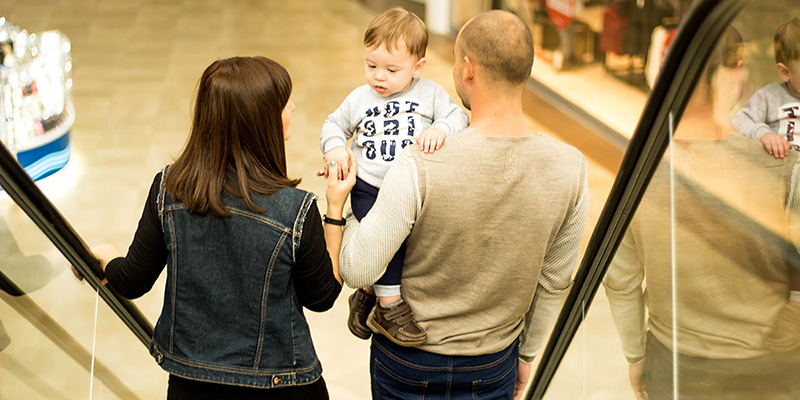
[364,7,428,59]
[458,10,534,86]
[774,17,800,65]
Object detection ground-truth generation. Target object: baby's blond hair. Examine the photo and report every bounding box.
[774,17,800,65]
[363,7,427,59]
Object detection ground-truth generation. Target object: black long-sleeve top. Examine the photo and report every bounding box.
[105,173,341,312]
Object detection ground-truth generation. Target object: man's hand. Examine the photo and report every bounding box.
[760,132,790,159]
[513,360,532,400]
[416,128,447,154]
[629,361,649,400]
[322,147,351,180]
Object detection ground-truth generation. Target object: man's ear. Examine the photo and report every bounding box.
[777,62,791,83]
[463,56,475,81]
[413,58,427,76]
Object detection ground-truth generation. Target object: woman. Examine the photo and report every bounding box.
[83,56,354,399]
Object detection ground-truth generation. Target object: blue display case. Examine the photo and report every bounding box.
[0,17,74,181]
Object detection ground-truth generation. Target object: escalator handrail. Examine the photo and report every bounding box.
[528,0,748,398]
[0,142,154,346]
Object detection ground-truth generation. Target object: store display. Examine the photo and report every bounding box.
[0,17,74,181]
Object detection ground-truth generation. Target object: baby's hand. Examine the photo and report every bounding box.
[416,128,447,154]
[760,133,790,159]
[322,147,351,180]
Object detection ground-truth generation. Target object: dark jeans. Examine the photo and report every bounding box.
[167,374,329,400]
[644,333,800,399]
[351,177,406,286]
[370,334,518,399]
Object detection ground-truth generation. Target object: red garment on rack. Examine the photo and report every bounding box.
[546,0,576,29]
[600,3,629,55]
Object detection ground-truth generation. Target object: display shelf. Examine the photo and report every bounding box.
[0,17,74,182]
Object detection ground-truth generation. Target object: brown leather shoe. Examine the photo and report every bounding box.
[764,304,800,352]
[368,300,427,347]
[348,288,376,340]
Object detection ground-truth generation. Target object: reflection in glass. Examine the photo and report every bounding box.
[604,23,800,399]
[0,210,141,399]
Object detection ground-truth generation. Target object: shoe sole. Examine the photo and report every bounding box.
[348,294,372,340]
[367,312,427,347]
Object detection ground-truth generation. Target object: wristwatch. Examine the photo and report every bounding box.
[323,215,346,226]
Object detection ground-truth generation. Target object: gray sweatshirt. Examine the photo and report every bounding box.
[731,82,800,149]
[320,77,469,188]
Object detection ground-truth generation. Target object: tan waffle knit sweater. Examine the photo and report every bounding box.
[604,133,800,364]
[340,128,588,362]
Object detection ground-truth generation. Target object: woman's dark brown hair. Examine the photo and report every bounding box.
[166,56,300,216]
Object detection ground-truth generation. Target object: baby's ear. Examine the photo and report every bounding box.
[777,62,792,83]
[413,58,427,76]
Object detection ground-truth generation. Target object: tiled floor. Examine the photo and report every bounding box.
[0,1,631,399]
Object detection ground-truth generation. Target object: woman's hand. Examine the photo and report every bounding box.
[71,243,122,285]
[321,146,351,180]
[325,148,357,217]
[322,148,356,285]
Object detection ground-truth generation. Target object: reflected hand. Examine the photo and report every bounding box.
[760,133,790,159]
[629,361,649,400]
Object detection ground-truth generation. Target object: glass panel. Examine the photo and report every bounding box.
[543,1,800,399]
[555,1,800,399]
[0,194,161,398]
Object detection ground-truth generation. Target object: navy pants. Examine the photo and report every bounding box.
[370,334,519,399]
[351,177,406,287]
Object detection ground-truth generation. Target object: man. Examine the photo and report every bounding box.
[327,10,588,399]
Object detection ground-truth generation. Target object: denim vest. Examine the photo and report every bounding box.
[149,166,322,388]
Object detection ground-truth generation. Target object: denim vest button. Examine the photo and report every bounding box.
[273,376,281,385]
[155,354,163,364]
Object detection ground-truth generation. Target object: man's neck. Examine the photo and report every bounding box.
[468,95,532,137]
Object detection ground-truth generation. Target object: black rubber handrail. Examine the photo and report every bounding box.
[527,0,748,398]
[0,141,153,346]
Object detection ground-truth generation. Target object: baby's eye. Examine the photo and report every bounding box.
[367,64,376,69]
[388,69,398,73]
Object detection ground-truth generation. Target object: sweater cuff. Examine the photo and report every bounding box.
[430,121,455,136]
[321,137,348,154]
[103,256,125,286]
[752,126,773,140]
[519,351,538,364]
[627,355,646,365]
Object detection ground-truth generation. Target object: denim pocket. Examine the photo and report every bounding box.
[372,357,428,399]
[470,355,516,400]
